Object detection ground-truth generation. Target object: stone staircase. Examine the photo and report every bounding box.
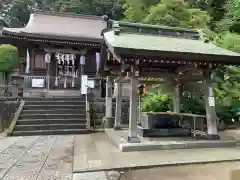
[8,97,89,136]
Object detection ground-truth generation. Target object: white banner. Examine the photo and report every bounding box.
[96,52,100,71]
[25,49,30,74]
[44,53,51,63]
[81,75,88,94]
[32,79,44,88]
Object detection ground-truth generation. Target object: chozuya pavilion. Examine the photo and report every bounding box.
[99,17,240,150]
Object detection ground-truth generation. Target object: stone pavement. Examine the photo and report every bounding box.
[121,162,240,180]
[73,133,240,173]
[1,133,240,180]
[0,135,75,180]
[0,135,107,180]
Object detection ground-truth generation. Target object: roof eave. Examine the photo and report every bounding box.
[113,46,240,65]
[32,10,103,20]
[3,30,103,44]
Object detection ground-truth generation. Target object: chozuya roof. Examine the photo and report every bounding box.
[2,11,106,42]
[103,20,240,64]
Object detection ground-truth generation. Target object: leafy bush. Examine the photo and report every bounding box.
[0,44,19,73]
[141,94,172,113]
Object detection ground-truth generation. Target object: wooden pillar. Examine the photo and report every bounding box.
[128,68,140,143]
[103,75,114,128]
[173,83,180,113]
[114,79,123,130]
[203,69,219,139]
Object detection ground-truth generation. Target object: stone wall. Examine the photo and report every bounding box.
[0,97,20,132]
[91,98,130,125]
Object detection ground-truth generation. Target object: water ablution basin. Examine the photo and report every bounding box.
[137,112,191,137]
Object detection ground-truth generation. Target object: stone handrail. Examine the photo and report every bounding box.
[7,100,25,135]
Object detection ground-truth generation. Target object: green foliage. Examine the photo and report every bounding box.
[124,0,210,28]
[1,0,34,27]
[0,45,19,73]
[123,0,159,22]
[214,32,240,52]
[0,0,124,27]
[212,0,240,123]
[213,66,240,123]
[141,94,172,113]
[218,0,240,33]
[180,82,205,114]
[55,0,124,19]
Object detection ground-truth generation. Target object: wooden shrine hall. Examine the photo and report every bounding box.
[1,11,105,91]
[99,18,240,142]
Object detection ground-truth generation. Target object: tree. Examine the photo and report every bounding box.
[214,32,240,52]
[144,0,210,28]
[1,0,34,27]
[0,45,20,89]
[218,0,240,33]
[124,0,210,29]
[123,0,159,22]
[0,0,125,28]
[54,0,124,20]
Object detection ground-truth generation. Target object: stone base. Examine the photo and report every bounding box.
[193,133,220,140]
[105,129,237,152]
[103,117,114,128]
[205,134,220,140]
[137,126,191,137]
[113,126,122,130]
[127,136,140,143]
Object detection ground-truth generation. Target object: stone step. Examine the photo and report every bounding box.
[22,109,85,115]
[23,105,85,110]
[17,119,86,125]
[14,124,86,131]
[9,129,89,136]
[23,97,85,101]
[25,101,85,106]
[19,114,86,120]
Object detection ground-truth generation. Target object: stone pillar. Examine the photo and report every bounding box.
[114,80,123,130]
[128,71,140,143]
[103,75,114,128]
[204,70,219,139]
[173,83,180,113]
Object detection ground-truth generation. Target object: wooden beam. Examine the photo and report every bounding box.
[104,38,122,63]
[176,65,202,73]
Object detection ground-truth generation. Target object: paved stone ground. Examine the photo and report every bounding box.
[73,133,240,172]
[0,135,107,180]
[120,162,240,180]
[1,131,240,180]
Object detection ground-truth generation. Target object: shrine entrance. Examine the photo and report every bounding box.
[50,52,80,90]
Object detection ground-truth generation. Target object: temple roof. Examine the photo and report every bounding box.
[103,21,240,63]
[2,11,106,42]
[104,30,239,56]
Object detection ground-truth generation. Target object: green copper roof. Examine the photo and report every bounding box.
[104,30,240,57]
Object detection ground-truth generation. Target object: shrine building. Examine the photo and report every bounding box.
[1,11,105,92]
